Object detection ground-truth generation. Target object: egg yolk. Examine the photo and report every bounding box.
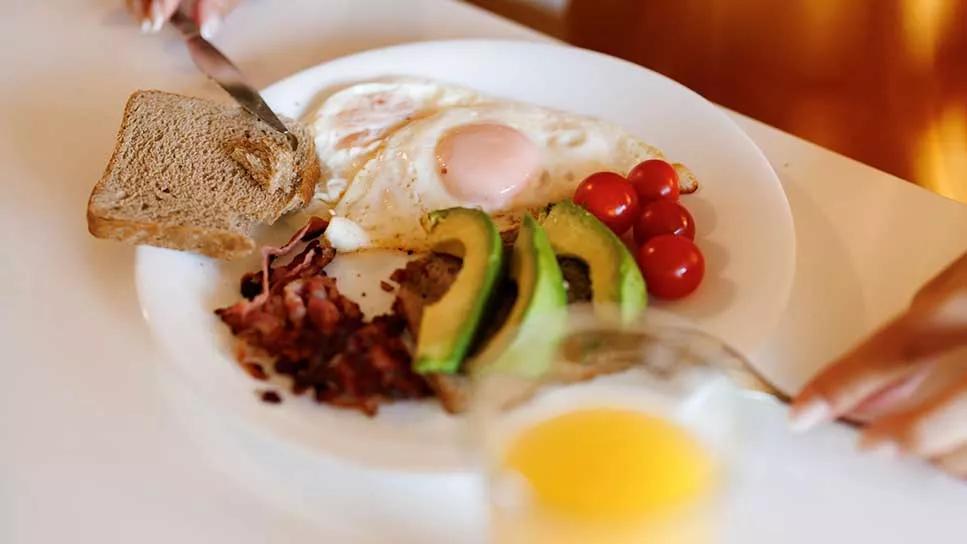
[436,123,540,206]
[502,408,716,522]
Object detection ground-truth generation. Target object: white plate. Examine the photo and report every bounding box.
[136,40,795,472]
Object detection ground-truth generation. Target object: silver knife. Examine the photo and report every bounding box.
[169,10,298,150]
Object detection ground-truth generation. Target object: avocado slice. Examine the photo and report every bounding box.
[469,214,568,378]
[541,200,647,324]
[414,208,504,374]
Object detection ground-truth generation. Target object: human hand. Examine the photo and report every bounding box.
[126,0,240,38]
[790,252,967,476]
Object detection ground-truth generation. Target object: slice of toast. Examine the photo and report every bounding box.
[87,90,320,259]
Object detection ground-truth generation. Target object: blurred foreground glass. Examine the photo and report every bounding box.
[469,306,754,544]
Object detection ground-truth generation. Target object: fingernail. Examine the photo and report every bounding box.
[200,15,221,40]
[140,18,153,33]
[789,398,831,433]
[150,2,166,32]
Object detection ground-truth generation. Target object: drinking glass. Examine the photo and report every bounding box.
[469,305,759,544]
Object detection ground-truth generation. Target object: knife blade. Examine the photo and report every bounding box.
[169,10,297,150]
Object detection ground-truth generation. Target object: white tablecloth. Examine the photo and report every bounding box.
[3,1,967,542]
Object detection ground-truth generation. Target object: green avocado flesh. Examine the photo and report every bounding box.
[469,214,568,378]
[541,200,647,324]
[414,208,503,375]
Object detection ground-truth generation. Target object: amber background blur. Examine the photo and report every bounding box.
[468,0,967,204]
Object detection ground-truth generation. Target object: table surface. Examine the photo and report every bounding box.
[3,1,967,542]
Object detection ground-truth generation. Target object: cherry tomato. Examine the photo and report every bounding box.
[636,234,704,299]
[633,200,695,245]
[628,159,679,203]
[573,171,640,235]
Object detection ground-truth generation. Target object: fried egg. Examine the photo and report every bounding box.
[331,101,664,250]
[309,79,488,205]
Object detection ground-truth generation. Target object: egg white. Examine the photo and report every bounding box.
[332,102,664,250]
[309,79,489,206]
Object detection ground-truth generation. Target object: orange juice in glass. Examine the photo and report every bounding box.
[471,310,738,544]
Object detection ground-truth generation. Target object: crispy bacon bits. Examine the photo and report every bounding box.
[241,362,269,381]
[215,218,429,416]
[259,390,282,404]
